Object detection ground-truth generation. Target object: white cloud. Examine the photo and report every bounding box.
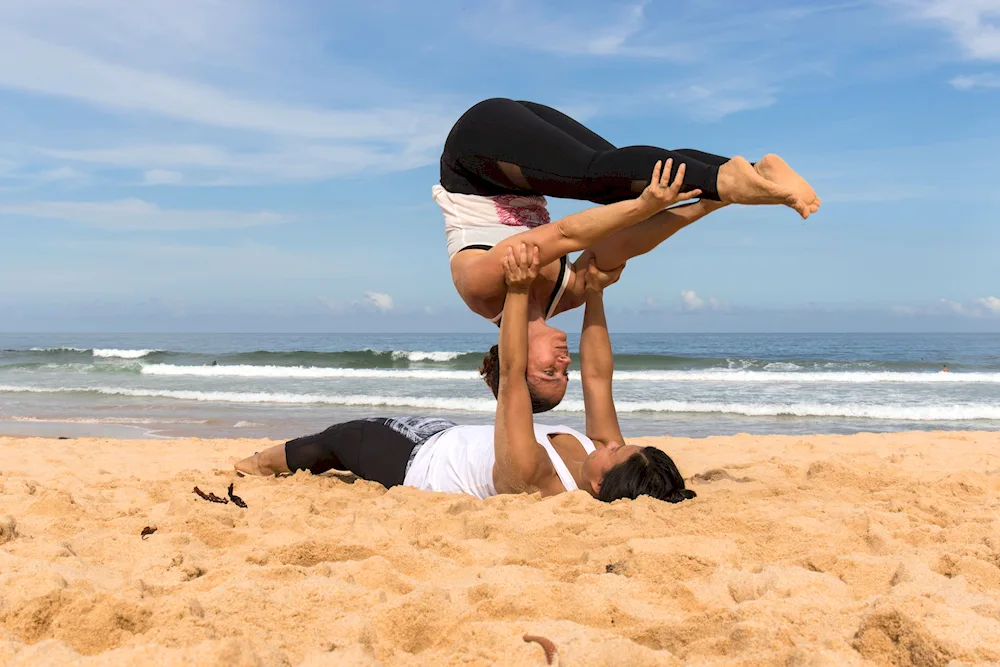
[143,169,184,185]
[679,290,705,311]
[0,0,270,66]
[978,295,1000,314]
[679,290,727,312]
[655,80,778,122]
[364,291,394,312]
[0,198,293,230]
[938,298,971,315]
[0,164,90,188]
[892,298,995,318]
[42,141,438,185]
[320,293,401,315]
[0,31,450,143]
[467,0,687,60]
[900,0,1000,61]
[951,72,1000,89]
[0,3,457,185]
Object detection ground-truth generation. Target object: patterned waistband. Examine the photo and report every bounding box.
[366,416,457,472]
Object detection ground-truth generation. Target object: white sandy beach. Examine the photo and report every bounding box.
[2,431,1000,665]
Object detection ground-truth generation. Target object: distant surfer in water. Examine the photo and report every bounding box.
[434,98,821,412]
[236,244,696,504]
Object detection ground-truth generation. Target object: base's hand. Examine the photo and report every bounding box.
[639,159,702,211]
[503,243,540,290]
[584,259,625,295]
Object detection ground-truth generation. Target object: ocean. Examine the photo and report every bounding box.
[0,332,998,440]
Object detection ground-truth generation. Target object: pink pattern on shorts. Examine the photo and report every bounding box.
[493,195,550,228]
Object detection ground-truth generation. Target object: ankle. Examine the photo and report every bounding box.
[258,445,290,475]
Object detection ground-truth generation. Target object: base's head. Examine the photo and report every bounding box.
[479,323,571,413]
[582,444,696,503]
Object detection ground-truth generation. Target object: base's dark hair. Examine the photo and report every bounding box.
[598,447,696,504]
[480,345,558,414]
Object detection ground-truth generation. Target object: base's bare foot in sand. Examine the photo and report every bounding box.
[716,156,812,219]
[234,445,289,477]
[754,154,820,215]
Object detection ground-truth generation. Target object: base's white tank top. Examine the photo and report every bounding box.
[402,423,596,499]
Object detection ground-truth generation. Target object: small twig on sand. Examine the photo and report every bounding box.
[523,634,557,665]
[193,486,228,504]
[227,483,247,508]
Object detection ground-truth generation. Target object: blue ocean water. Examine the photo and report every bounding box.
[0,332,997,439]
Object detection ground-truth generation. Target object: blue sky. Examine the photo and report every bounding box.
[0,0,998,333]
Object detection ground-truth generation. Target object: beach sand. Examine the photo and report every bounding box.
[1,431,999,666]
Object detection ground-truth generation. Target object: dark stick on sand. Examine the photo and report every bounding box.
[227,483,247,508]
[193,486,228,504]
[523,635,557,664]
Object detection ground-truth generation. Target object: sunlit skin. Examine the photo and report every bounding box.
[525,322,571,405]
[236,248,665,501]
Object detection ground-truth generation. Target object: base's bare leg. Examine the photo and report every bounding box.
[234,444,290,476]
[584,199,729,270]
[716,156,813,219]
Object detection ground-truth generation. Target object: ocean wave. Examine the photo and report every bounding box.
[763,362,803,371]
[388,350,464,362]
[0,415,208,425]
[609,370,1000,384]
[8,347,991,374]
[92,348,162,359]
[24,347,162,359]
[9,358,1000,385]
[2,384,999,420]
[140,364,477,380]
[0,385,499,412]
[148,366,989,384]
[558,400,1000,421]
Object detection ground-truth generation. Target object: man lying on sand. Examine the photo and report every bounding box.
[235,244,695,504]
[438,98,820,412]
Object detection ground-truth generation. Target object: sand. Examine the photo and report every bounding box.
[1,431,1000,666]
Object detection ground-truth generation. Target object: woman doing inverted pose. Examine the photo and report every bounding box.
[234,244,695,504]
[435,98,821,411]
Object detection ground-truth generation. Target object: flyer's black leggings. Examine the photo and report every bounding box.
[439,98,731,204]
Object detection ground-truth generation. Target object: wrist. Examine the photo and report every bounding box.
[505,285,530,295]
[632,197,658,217]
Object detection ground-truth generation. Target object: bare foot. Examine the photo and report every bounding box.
[716,157,811,219]
[234,445,290,476]
[754,154,819,213]
[234,453,266,476]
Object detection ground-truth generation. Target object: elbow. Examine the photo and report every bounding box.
[554,218,580,247]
